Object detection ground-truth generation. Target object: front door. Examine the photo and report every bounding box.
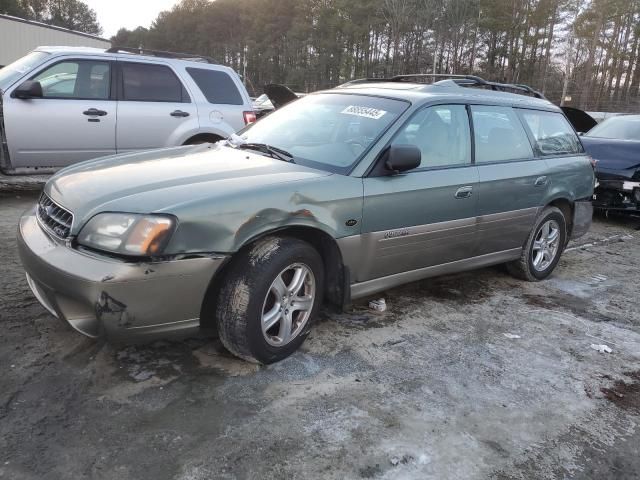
[115,61,198,153]
[359,104,478,282]
[470,105,548,255]
[3,58,116,167]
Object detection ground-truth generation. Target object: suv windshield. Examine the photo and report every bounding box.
[236,93,409,173]
[0,51,50,92]
[585,116,640,141]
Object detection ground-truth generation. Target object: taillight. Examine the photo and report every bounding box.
[243,111,257,125]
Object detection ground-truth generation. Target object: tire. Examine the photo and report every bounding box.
[506,206,567,282]
[215,236,324,364]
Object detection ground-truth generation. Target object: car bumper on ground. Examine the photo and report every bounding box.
[17,209,228,342]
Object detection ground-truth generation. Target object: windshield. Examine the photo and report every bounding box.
[585,116,640,141]
[236,93,409,173]
[0,51,50,92]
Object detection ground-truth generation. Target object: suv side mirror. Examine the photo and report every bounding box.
[13,80,43,99]
[385,144,421,174]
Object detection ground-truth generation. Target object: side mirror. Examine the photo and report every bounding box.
[385,144,421,174]
[13,80,43,99]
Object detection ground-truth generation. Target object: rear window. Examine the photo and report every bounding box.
[121,63,189,103]
[519,110,582,155]
[186,68,243,105]
[585,116,640,141]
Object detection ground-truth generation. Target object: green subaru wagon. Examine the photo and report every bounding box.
[18,75,594,363]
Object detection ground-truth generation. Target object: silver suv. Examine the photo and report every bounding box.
[0,46,255,174]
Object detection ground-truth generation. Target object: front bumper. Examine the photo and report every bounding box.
[592,179,640,212]
[18,209,228,342]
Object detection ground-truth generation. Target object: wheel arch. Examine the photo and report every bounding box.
[182,132,225,145]
[199,225,348,330]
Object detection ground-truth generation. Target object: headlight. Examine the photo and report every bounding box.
[77,213,176,256]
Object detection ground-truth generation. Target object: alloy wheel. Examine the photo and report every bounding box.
[261,263,316,347]
[532,219,560,272]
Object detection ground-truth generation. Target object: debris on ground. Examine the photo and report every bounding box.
[368,298,387,312]
[503,333,521,339]
[591,344,613,354]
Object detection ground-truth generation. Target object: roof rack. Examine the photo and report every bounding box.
[106,46,217,64]
[341,74,546,99]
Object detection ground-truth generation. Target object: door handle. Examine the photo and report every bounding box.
[170,110,190,117]
[534,176,548,186]
[455,185,473,199]
[83,108,107,117]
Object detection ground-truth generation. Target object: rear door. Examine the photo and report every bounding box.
[184,67,248,133]
[3,58,116,167]
[359,104,478,281]
[470,105,547,255]
[115,61,198,152]
[518,108,589,209]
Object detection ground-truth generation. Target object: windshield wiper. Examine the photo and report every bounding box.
[236,143,295,163]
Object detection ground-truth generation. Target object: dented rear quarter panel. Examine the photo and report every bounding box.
[543,155,595,203]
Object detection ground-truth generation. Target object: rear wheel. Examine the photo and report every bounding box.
[507,206,567,281]
[215,236,324,363]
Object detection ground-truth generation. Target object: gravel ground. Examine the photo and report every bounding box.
[1,191,639,480]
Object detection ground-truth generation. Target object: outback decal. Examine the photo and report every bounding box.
[383,228,410,239]
[340,105,387,120]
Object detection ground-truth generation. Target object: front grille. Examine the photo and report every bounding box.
[37,193,74,239]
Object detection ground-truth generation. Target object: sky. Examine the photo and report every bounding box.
[84,0,182,38]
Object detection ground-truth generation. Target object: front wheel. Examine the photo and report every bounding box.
[507,206,567,281]
[215,236,324,364]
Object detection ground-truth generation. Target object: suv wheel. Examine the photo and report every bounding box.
[507,206,567,281]
[215,236,324,363]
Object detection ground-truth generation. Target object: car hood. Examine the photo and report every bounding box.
[581,136,640,180]
[46,143,331,232]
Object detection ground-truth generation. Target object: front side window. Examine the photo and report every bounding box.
[236,93,408,174]
[186,67,243,105]
[471,105,533,163]
[32,60,110,100]
[391,104,471,169]
[519,110,582,155]
[121,63,189,102]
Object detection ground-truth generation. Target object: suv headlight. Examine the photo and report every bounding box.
[77,213,176,256]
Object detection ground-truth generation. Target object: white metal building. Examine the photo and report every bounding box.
[0,14,110,67]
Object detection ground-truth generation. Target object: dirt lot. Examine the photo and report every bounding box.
[1,191,639,480]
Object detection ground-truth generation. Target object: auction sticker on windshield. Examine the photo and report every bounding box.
[341,106,387,120]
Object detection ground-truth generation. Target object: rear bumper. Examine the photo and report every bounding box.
[571,200,593,239]
[18,208,228,342]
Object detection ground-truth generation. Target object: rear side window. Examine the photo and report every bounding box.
[121,63,189,103]
[471,105,533,163]
[186,68,243,105]
[519,110,583,155]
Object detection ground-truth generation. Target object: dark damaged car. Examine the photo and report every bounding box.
[580,115,640,213]
[18,75,594,363]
